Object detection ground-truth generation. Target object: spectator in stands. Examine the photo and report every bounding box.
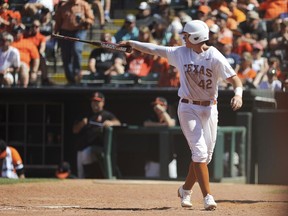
[251,42,269,74]
[23,0,54,17]
[0,0,21,33]
[144,96,176,127]
[149,0,171,17]
[73,91,121,178]
[135,1,162,30]
[208,24,220,46]
[54,0,94,85]
[11,24,40,87]
[238,10,268,49]
[268,56,285,82]
[196,5,211,22]
[157,32,181,88]
[237,52,257,88]
[125,49,153,78]
[227,0,246,24]
[114,14,139,43]
[178,10,192,27]
[89,0,111,26]
[217,4,238,31]
[87,32,125,79]
[258,67,282,91]
[236,0,259,12]
[151,20,172,45]
[138,25,155,43]
[250,42,269,87]
[38,7,56,62]
[268,17,288,76]
[25,19,52,86]
[26,19,46,58]
[215,11,233,44]
[258,0,288,20]
[0,139,25,179]
[232,28,253,55]
[0,31,20,87]
[217,37,241,73]
[164,8,183,35]
[150,50,169,86]
[215,37,241,89]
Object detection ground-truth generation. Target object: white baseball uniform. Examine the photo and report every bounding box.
[129,41,236,163]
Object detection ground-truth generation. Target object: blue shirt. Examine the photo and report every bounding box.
[114,26,139,42]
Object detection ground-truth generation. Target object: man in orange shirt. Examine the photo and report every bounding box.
[0,0,21,33]
[25,19,46,56]
[25,19,51,85]
[0,139,25,179]
[11,24,40,87]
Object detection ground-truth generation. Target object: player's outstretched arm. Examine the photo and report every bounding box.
[226,75,243,111]
[119,40,168,58]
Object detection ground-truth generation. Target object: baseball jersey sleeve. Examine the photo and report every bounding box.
[10,147,24,170]
[129,41,169,58]
[211,48,237,80]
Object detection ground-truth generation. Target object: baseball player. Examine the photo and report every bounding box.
[119,20,243,210]
[0,139,25,179]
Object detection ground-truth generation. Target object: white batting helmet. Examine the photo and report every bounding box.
[182,20,209,44]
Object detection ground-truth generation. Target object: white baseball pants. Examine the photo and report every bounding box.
[178,100,218,164]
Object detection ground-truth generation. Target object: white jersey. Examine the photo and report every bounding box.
[1,147,19,179]
[0,46,20,72]
[166,46,236,101]
[129,41,236,101]
[130,41,236,101]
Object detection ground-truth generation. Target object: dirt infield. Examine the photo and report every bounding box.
[0,179,287,216]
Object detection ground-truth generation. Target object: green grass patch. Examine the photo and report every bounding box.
[0,178,59,185]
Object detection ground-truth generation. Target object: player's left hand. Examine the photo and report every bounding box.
[230,95,243,111]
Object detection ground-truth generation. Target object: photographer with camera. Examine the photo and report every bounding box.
[54,0,94,85]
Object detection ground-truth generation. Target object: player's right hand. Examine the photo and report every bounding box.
[230,95,243,111]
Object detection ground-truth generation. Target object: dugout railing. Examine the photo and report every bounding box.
[103,125,247,181]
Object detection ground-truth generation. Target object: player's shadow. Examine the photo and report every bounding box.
[216,200,288,204]
[79,207,172,211]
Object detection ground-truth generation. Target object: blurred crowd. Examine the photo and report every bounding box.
[0,0,287,91]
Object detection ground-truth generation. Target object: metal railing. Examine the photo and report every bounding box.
[212,126,247,181]
[103,126,247,180]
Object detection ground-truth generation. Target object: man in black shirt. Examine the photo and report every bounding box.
[72,92,121,178]
[88,32,125,80]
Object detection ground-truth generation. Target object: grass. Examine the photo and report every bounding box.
[0,178,59,185]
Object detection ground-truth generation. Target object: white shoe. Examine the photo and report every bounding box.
[203,194,217,210]
[177,186,192,207]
